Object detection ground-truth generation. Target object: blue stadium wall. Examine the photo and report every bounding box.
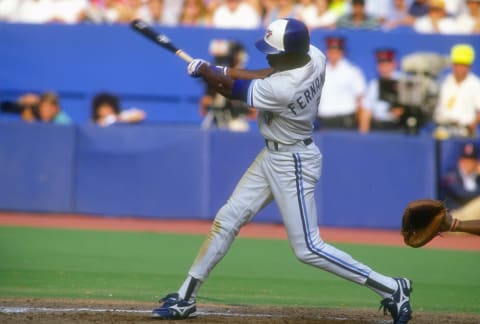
[0,24,479,229]
[0,121,443,229]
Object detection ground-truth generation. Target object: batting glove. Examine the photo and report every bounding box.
[187,59,209,78]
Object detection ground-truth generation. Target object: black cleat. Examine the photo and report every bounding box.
[380,278,413,324]
[151,293,197,319]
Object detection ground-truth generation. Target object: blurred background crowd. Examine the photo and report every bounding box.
[3,36,478,142]
[1,1,479,137]
[0,0,479,34]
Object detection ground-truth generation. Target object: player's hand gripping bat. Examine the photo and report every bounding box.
[130,19,193,63]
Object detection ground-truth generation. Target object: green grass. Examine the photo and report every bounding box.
[0,226,479,313]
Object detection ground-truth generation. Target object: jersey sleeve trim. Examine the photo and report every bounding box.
[231,79,252,102]
[247,80,256,107]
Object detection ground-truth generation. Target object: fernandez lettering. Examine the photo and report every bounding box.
[287,76,322,115]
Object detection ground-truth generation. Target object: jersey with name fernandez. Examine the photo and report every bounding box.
[246,45,326,145]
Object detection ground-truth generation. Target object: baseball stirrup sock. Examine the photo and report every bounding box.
[366,272,397,298]
[178,276,201,301]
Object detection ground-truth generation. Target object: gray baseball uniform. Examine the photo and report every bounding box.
[153,19,411,323]
[181,45,397,298]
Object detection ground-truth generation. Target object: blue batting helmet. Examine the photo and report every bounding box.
[255,18,310,55]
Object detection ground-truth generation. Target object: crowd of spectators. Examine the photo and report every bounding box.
[5,40,478,138]
[7,91,146,127]
[11,92,73,124]
[0,0,479,34]
[314,38,480,138]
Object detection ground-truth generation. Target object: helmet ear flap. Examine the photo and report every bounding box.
[283,19,310,54]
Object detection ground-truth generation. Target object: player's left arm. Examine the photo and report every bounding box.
[227,68,273,80]
[440,211,480,236]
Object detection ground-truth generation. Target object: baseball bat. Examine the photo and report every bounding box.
[130,19,193,63]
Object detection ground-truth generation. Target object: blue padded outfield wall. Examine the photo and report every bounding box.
[0,121,445,229]
[0,122,75,212]
[74,125,209,218]
[317,132,437,228]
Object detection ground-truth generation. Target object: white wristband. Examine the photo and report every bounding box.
[214,65,229,76]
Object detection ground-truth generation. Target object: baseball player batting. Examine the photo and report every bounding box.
[152,18,413,324]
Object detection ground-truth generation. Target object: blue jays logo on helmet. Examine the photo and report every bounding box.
[255,18,310,55]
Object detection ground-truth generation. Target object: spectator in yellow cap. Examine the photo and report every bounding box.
[413,0,458,34]
[433,44,480,138]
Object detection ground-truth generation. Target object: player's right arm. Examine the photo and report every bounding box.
[188,59,271,102]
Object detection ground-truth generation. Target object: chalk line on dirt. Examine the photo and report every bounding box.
[0,306,283,318]
[0,306,374,322]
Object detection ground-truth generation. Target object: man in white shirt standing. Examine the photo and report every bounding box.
[434,44,480,138]
[317,36,366,130]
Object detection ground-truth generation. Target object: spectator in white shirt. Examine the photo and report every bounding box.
[0,0,21,22]
[80,0,133,24]
[14,0,56,24]
[317,36,366,130]
[212,0,260,29]
[383,0,415,30]
[413,0,458,34]
[444,0,466,18]
[456,0,480,34]
[263,0,301,26]
[51,0,88,24]
[134,0,166,25]
[161,0,184,26]
[298,0,338,29]
[364,0,392,24]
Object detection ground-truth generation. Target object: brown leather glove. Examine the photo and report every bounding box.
[401,199,448,248]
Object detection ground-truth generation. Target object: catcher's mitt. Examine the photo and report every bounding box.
[401,199,448,248]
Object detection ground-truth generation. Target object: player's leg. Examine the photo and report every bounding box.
[265,150,380,284]
[152,149,273,319]
[186,149,273,283]
[265,149,411,322]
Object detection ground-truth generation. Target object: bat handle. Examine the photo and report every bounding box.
[176,50,193,63]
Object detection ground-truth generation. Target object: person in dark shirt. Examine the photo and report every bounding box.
[336,0,380,29]
[441,142,480,221]
[408,0,429,17]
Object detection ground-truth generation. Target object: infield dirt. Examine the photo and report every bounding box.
[2,298,480,324]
